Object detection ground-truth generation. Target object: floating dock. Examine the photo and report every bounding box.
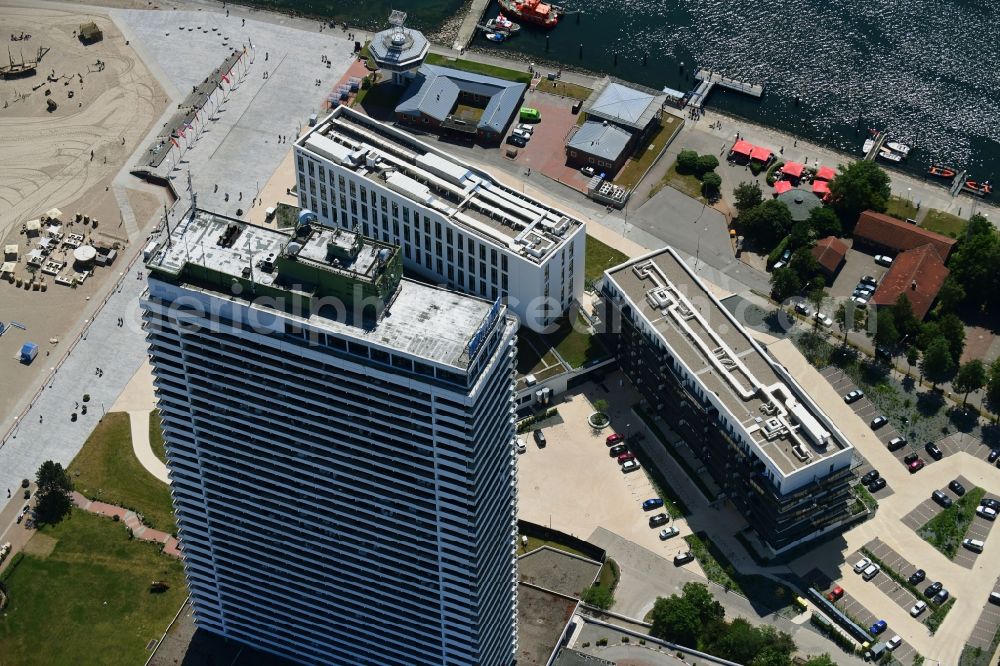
[950,171,968,197]
[863,131,887,162]
[687,68,764,109]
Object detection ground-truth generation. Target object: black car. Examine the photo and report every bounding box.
[908,569,926,585]
[648,513,669,528]
[861,470,881,486]
[674,551,695,566]
[534,429,547,447]
[869,478,887,492]
[609,444,628,457]
[888,437,907,452]
[949,480,966,496]
[932,490,952,508]
[903,452,920,465]
[506,134,527,147]
[925,581,943,597]
[933,589,950,605]
[870,415,888,430]
[925,442,943,460]
[989,449,1000,463]
[981,498,1000,512]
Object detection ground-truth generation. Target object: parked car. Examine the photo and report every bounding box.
[643,498,664,511]
[861,470,881,485]
[658,526,680,540]
[506,134,527,147]
[617,452,636,464]
[908,569,926,585]
[860,275,878,286]
[887,635,903,651]
[910,600,928,616]
[621,459,640,473]
[932,490,952,508]
[888,437,907,451]
[794,302,812,316]
[534,429,547,447]
[580,166,595,177]
[827,586,845,602]
[869,478,887,491]
[870,415,888,429]
[875,254,893,267]
[606,433,624,446]
[852,296,868,308]
[853,557,871,573]
[516,438,527,454]
[990,591,1000,606]
[517,123,535,135]
[648,513,669,528]
[949,479,965,496]
[924,582,943,597]
[988,449,1000,463]
[908,458,926,473]
[862,563,881,581]
[610,444,628,457]
[511,128,532,141]
[903,452,919,464]
[963,538,985,553]
[933,589,950,604]
[981,498,1000,511]
[772,260,786,271]
[844,389,865,403]
[870,620,887,635]
[976,506,998,521]
[814,312,834,327]
[925,442,943,460]
[674,551,695,566]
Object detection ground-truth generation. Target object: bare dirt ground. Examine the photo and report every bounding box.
[0,3,167,426]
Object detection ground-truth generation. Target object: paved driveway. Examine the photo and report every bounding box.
[968,576,1000,650]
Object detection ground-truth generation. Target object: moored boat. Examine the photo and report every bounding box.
[862,139,874,154]
[962,179,993,197]
[885,141,910,157]
[485,32,505,42]
[878,147,902,163]
[927,165,957,179]
[485,14,521,34]
[498,0,563,27]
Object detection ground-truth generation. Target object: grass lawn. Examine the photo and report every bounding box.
[918,486,986,558]
[921,208,967,238]
[884,195,918,221]
[518,535,588,558]
[534,78,592,100]
[274,202,300,230]
[68,412,176,534]
[516,331,562,377]
[651,160,705,202]
[424,53,532,84]
[584,234,629,286]
[548,313,607,368]
[614,116,683,190]
[149,410,166,465]
[0,509,187,666]
[453,103,484,122]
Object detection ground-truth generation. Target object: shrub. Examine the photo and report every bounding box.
[596,638,608,646]
[695,154,719,176]
[83,394,91,403]
[676,149,699,174]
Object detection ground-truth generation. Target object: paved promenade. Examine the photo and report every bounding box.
[71,491,180,557]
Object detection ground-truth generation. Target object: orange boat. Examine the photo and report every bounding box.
[963,179,993,196]
[927,165,956,179]
[497,0,563,27]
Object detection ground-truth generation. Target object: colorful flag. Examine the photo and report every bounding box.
[221,73,230,83]
[170,137,179,148]
[177,127,186,138]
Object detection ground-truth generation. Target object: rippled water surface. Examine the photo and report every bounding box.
[249,0,1000,179]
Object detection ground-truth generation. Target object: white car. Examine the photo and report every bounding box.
[875,254,893,267]
[659,527,680,540]
[517,123,535,135]
[814,312,833,327]
[511,128,532,141]
[580,166,595,177]
[910,600,927,616]
[976,505,997,521]
[852,296,868,308]
[515,438,526,454]
[621,459,640,473]
[853,557,871,573]
[887,635,902,651]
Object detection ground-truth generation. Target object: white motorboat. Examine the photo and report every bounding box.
[878,147,902,163]
[862,139,874,154]
[886,141,910,157]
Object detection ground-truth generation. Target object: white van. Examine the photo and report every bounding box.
[862,563,881,581]
[963,538,985,553]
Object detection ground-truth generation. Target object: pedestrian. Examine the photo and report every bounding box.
[40,414,43,423]
[242,18,245,26]
[6,489,10,498]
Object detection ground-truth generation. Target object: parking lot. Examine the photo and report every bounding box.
[828,247,892,302]
[833,588,918,664]
[861,540,932,618]
[968,576,1000,650]
[901,497,944,531]
[516,390,693,559]
[937,432,999,461]
[955,490,998,569]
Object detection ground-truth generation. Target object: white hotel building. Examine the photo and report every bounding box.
[293,106,586,331]
[142,208,519,665]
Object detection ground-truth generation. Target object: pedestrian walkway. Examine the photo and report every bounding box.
[70,491,180,558]
[129,410,169,484]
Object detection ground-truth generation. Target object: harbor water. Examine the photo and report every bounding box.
[246,0,1000,182]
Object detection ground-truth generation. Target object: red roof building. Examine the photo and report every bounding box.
[811,236,848,280]
[853,210,957,261]
[870,244,950,320]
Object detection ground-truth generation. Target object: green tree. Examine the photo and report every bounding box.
[916,321,941,351]
[649,595,701,647]
[922,336,956,388]
[695,154,720,176]
[801,655,837,666]
[788,220,813,250]
[987,357,1000,419]
[791,246,821,286]
[702,171,722,196]
[681,582,724,625]
[947,214,1000,313]
[581,584,614,610]
[807,286,828,329]
[874,308,900,349]
[835,301,861,346]
[733,181,763,213]
[807,206,842,238]
[892,293,920,340]
[936,275,966,313]
[707,618,766,664]
[676,149,699,174]
[953,360,987,407]
[594,399,609,414]
[741,200,794,247]
[906,346,920,373]
[937,312,965,362]
[34,460,72,525]
[770,267,801,302]
[828,160,891,226]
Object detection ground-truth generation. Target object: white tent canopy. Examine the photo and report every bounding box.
[4,244,18,259]
[25,219,41,232]
[0,261,15,275]
[45,207,64,220]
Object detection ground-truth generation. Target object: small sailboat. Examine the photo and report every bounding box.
[927,165,957,179]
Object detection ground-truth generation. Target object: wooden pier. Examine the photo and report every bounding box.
[950,171,967,197]
[863,131,887,162]
[687,68,764,109]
